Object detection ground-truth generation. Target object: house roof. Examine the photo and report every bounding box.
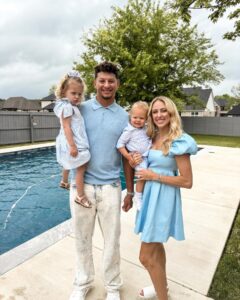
[183,87,212,104]
[3,97,41,111]
[42,102,55,111]
[41,93,56,101]
[182,87,212,110]
[227,104,240,115]
[215,98,228,107]
[0,99,4,109]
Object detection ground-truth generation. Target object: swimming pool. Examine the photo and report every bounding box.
[0,147,127,256]
[0,148,70,255]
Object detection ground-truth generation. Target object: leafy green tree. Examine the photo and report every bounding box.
[169,0,240,40]
[75,0,223,108]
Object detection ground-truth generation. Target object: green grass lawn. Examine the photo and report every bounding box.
[192,134,240,148]
[208,206,240,300]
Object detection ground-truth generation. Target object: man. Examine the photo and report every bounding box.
[69,61,134,300]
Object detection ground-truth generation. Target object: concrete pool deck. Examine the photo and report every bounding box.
[0,143,239,299]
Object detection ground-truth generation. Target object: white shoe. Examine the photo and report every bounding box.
[69,287,91,300]
[138,285,156,299]
[139,285,169,299]
[106,291,120,300]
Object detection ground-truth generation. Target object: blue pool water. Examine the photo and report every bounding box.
[0,147,127,255]
[0,148,70,255]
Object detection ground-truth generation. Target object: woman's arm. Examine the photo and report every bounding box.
[135,154,193,189]
[62,116,78,157]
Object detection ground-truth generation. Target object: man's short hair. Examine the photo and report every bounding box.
[94,61,120,79]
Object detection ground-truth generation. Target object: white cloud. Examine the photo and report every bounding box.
[0,0,239,99]
[0,0,128,99]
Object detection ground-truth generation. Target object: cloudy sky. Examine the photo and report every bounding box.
[0,0,239,99]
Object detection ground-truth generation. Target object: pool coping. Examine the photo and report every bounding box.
[0,142,55,155]
[0,219,72,275]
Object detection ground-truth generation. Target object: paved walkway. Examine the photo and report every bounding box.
[0,144,239,299]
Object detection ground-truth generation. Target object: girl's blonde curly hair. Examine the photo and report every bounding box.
[55,73,86,100]
[147,96,182,155]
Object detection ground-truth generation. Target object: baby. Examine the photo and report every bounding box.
[117,101,151,210]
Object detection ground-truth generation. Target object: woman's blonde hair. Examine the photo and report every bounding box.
[55,72,86,100]
[147,96,182,155]
[130,101,149,117]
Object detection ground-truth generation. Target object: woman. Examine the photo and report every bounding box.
[134,96,198,300]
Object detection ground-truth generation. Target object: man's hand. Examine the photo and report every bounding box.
[122,194,133,212]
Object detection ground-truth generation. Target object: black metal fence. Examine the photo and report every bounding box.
[0,112,239,145]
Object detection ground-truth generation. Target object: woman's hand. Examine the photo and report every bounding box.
[129,152,143,168]
[135,168,156,181]
[126,153,136,167]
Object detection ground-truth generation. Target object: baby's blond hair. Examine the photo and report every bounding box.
[130,101,149,117]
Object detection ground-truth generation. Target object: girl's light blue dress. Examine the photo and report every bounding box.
[134,133,198,243]
[54,99,90,170]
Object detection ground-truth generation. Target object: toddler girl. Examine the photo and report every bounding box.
[54,71,91,208]
[117,101,151,210]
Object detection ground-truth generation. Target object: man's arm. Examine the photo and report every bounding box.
[122,156,134,212]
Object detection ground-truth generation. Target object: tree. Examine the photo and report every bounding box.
[169,0,240,41]
[75,0,223,108]
[215,93,240,109]
[231,83,240,98]
[49,84,57,95]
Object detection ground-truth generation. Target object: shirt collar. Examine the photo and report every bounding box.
[127,123,136,130]
[92,97,118,112]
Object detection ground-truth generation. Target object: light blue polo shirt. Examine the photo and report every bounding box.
[79,97,128,185]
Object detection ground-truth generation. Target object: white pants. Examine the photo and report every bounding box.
[70,182,122,292]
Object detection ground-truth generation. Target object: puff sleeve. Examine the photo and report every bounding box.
[54,100,73,119]
[169,133,198,157]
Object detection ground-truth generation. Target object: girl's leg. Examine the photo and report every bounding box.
[136,179,145,193]
[75,164,91,208]
[62,169,70,183]
[139,242,168,300]
[59,169,70,189]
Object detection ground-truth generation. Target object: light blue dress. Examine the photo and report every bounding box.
[54,99,90,170]
[134,133,198,243]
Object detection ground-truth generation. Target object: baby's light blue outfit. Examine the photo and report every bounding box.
[135,133,198,243]
[116,123,152,170]
[54,99,90,170]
